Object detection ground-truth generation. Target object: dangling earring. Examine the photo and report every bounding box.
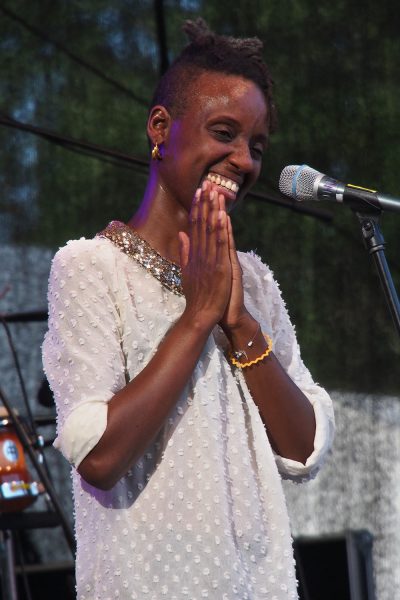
[151,142,162,161]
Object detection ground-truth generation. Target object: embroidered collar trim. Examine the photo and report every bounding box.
[97,221,183,296]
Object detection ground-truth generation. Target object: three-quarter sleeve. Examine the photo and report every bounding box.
[239,251,335,481]
[42,238,126,468]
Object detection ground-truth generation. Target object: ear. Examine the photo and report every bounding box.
[147,105,171,146]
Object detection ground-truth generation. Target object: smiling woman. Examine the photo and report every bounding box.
[42,18,334,600]
[141,71,268,221]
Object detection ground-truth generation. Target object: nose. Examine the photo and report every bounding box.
[229,140,255,174]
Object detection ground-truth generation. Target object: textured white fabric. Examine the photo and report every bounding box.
[42,236,334,600]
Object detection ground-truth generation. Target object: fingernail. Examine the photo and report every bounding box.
[194,188,201,201]
[202,180,208,191]
[210,190,216,201]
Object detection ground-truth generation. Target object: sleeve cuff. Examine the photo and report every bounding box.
[53,400,108,468]
[274,393,335,481]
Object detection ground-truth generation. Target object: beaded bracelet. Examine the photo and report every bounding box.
[229,333,273,369]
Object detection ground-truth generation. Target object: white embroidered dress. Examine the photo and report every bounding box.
[42,224,334,600]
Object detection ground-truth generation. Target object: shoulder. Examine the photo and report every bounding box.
[51,236,114,267]
[49,235,121,278]
[47,235,124,298]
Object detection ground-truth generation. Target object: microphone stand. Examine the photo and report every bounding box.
[355,209,400,338]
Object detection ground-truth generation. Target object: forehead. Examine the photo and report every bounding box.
[183,71,268,127]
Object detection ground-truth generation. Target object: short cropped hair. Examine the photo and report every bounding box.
[150,18,277,134]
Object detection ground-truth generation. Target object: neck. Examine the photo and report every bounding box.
[128,172,189,265]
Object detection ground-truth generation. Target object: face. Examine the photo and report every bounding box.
[157,72,269,212]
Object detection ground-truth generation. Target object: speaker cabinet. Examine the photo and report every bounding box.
[14,562,75,600]
[294,530,375,600]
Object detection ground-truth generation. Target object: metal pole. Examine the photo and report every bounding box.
[0,530,18,600]
[154,0,169,76]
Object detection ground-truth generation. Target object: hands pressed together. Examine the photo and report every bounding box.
[178,180,248,334]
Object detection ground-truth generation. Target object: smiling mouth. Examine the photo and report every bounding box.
[206,172,240,196]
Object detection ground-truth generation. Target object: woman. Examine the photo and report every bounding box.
[43,19,334,600]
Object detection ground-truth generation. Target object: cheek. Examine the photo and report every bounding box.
[236,164,262,202]
[251,161,263,183]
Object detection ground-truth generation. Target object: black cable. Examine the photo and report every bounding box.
[7,106,396,265]
[4,109,399,271]
[249,186,333,223]
[4,108,400,276]
[0,111,149,172]
[0,112,332,222]
[0,3,148,107]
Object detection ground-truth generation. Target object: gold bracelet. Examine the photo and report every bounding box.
[229,333,273,369]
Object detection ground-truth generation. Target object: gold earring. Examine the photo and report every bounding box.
[151,142,162,161]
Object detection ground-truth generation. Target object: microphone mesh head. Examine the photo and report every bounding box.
[279,165,321,201]
[278,165,301,198]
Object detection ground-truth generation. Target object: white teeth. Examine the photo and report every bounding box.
[206,173,239,193]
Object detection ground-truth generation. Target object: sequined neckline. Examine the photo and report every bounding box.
[97,220,183,296]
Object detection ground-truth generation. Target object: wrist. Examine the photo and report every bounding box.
[220,309,257,342]
[223,315,273,369]
[180,307,218,337]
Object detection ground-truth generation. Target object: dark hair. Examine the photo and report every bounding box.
[150,18,277,133]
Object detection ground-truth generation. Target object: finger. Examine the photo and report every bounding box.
[216,209,230,268]
[178,231,190,270]
[189,188,201,259]
[227,215,236,252]
[218,193,226,213]
[227,215,241,270]
[205,189,219,263]
[198,180,210,253]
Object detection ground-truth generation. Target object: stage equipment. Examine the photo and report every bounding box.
[13,561,74,600]
[295,530,375,600]
[279,165,400,337]
[0,390,74,600]
[0,313,75,600]
[0,407,43,513]
[279,164,400,213]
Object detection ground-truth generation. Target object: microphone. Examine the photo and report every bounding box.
[279,164,400,214]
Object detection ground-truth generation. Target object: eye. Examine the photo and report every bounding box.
[251,145,264,160]
[212,128,233,142]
